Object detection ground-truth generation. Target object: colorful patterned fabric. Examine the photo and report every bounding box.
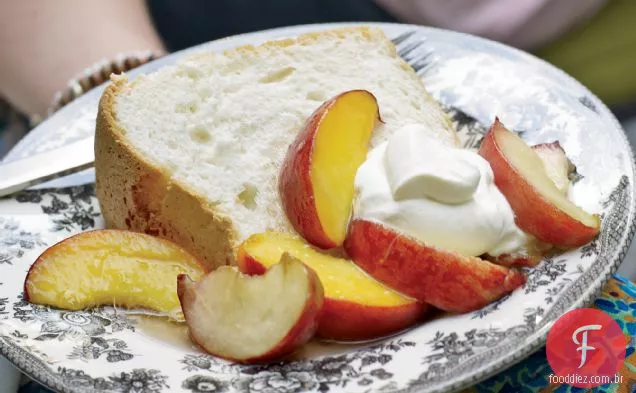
[466,274,636,393]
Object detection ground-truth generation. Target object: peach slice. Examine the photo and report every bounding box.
[344,220,526,313]
[177,254,323,364]
[279,90,380,249]
[479,119,600,247]
[236,232,426,341]
[24,230,206,318]
[489,142,575,267]
[533,141,575,195]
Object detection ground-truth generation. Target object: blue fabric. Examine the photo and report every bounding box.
[471,274,636,393]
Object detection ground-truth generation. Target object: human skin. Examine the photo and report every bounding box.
[0,0,166,117]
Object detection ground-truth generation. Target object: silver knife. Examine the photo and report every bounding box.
[0,136,95,198]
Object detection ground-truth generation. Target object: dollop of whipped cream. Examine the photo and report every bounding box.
[353,124,528,257]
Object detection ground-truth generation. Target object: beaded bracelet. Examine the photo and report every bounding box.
[28,50,163,127]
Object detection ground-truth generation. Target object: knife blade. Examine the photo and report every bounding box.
[0,136,95,198]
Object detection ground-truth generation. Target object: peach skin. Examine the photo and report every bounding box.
[237,232,427,341]
[487,141,578,268]
[178,254,323,364]
[479,118,600,247]
[344,220,526,313]
[279,90,380,249]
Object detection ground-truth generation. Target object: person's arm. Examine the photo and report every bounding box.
[375,0,607,50]
[0,0,167,117]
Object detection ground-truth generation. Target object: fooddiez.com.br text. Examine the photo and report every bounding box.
[548,373,624,385]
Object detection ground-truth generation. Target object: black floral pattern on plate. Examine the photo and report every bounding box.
[68,337,134,363]
[12,298,136,341]
[234,371,317,393]
[578,96,599,114]
[412,307,544,385]
[15,185,99,232]
[0,217,46,265]
[181,354,229,372]
[0,297,8,317]
[183,375,229,393]
[56,367,169,392]
[580,238,600,258]
[55,368,114,392]
[471,294,511,319]
[444,106,488,148]
[241,340,411,392]
[179,340,414,393]
[544,278,572,305]
[110,369,170,393]
[10,330,28,339]
[522,257,568,294]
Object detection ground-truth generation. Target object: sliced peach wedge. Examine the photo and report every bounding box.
[237,232,427,341]
[178,254,324,364]
[344,220,526,313]
[478,119,600,247]
[487,141,576,268]
[24,230,207,319]
[279,90,380,249]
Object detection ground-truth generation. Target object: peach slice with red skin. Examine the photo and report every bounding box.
[279,90,380,249]
[237,232,427,341]
[178,254,323,364]
[24,229,206,319]
[487,141,575,267]
[343,220,526,313]
[478,118,600,247]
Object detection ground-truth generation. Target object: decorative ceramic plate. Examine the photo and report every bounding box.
[1,23,635,393]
